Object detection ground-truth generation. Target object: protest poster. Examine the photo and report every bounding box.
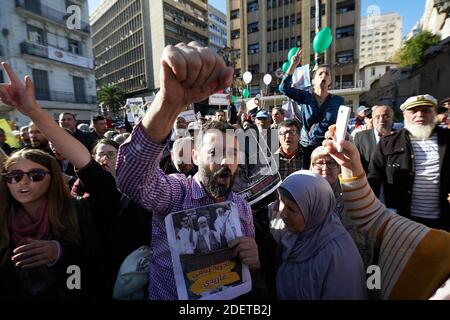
[292,64,311,90]
[233,129,282,205]
[165,202,251,300]
[126,97,145,123]
[0,119,20,148]
[208,93,230,106]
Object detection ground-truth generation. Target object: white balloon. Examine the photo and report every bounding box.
[263,74,272,85]
[243,71,252,84]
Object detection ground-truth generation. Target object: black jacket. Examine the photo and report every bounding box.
[354,129,377,173]
[368,127,450,228]
[0,200,98,300]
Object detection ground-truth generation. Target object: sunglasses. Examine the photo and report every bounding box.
[3,169,51,184]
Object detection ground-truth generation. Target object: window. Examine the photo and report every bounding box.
[273,19,277,30]
[278,19,283,29]
[278,39,283,51]
[267,20,272,31]
[290,14,295,27]
[371,68,375,76]
[311,4,325,17]
[284,16,289,28]
[68,39,81,55]
[386,66,391,72]
[284,38,289,50]
[249,64,259,74]
[273,62,278,71]
[231,9,240,19]
[248,1,259,12]
[267,63,273,73]
[32,69,49,100]
[267,42,272,53]
[248,43,260,55]
[73,76,86,103]
[336,1,355,14]
[291,37,295,48]
[336,50,354,64]
[336,25,355,39]
[248,22,259,33]
[273,41,278,52]
[267,0,276,9]
[27,25,45,45]
[231,29,240,39]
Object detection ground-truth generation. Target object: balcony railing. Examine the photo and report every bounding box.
[21,41,48,58]
[21,41,94,69]
[36,90,97,104]
[15,0,90,33]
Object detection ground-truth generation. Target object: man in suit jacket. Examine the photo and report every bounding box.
[354,105,394,173]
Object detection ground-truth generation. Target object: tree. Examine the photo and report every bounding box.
[393,30,440,67]
[97,84,125,118]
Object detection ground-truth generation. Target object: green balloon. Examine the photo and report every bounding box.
[287,47,299,62]
[282,61,290,73]
[232,95,237,104]
[313,27,333,54]
[242,88,250,99]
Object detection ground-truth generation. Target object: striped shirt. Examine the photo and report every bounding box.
[116,124,254,300]
[410,134,441,219]
[340,174,450,299]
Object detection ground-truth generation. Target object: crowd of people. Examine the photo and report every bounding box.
[0,41,449,300]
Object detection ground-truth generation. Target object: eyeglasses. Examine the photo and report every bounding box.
[96,151,117,158]
[313,161,338,169]
[279,129,299,136]
[3,169,51,184]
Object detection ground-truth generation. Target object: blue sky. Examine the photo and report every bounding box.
[88,0,425,36]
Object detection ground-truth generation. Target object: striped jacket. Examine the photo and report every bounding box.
[340,174,450,299]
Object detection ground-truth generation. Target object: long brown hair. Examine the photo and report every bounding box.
[0,149,80,254]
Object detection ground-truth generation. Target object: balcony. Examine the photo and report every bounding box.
[21,41,94,69]
[15,0,90,33]
[35,90,97,104]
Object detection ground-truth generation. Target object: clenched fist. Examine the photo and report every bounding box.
[159,42,233,111]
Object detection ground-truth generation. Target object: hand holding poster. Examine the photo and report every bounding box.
[165,202,251,300]
[292,64,311,90]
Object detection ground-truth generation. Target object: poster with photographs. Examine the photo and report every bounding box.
[233,129,282,205]
[292,64,311,90]
[165,202,251,300]
[126,97,146,124]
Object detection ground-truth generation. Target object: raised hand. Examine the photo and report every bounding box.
[291,48,302,68]
[323,125,365,178]
[0,62,39,117]
[159,42,233,112]
[11,239,59,269]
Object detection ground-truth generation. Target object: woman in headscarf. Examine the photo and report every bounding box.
[310,146,374,268]
[275,170,367,299]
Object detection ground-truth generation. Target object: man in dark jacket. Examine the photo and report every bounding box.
[368,95,450,230]
[354,105,394,173]
[59,112,96,151]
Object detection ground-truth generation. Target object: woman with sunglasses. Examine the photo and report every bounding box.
[0,62,151,299]
[0,148,98,299]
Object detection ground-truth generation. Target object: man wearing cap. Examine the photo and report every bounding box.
[368,95,450,230]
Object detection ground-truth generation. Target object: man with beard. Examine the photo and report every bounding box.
[116,42,259,300]
[368,95,450,230]
[195,216,225,254]
[28,121,51,153]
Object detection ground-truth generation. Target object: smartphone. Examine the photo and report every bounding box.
[333,105,351,152]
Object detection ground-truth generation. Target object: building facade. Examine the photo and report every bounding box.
[415,0,450,40]
[208,4,227,52]
[227,0,361,96]
[359,61,399,88]
[360,12,402,68]
[91,0,209,97]
[0,0,97,126]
